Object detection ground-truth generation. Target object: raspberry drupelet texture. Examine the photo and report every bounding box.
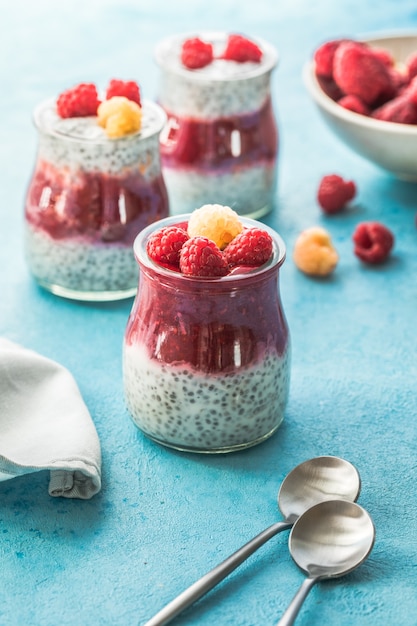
[181,37,214,69]
[146,226,189,268]
[179,236,228,277]
[106,79,141,106]
[352,221,394,264]
[317,174,356,214]
[224,228,273,267]
[222,34,263,63]
[293,227,339,277]
[56,83,101,118]
[187,204,243,249]
[97,96,142,138]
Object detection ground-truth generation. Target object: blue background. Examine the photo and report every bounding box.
[1,0,417,624]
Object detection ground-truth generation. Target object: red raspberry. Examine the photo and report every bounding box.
[352,221,394,264]
[403,75,417,106]
[222,34,262,63]
[56,83,100,118]
[224,228,273,267]
[406,51,417,80]
[179,237,228,277]
[371,47,395,68]
[371,94,417,124]
[105,79,141,106]
[316,75,344,101]
[314,39,346,78]
[389,67,409,93]
[317,174,356,214]
[338,94,370,115]
[181,38,213,69]
[333,41,394,105]
[146,226,189,268]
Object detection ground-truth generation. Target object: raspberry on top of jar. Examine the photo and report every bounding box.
[145,204,275,278]
[48,79,143,139]
[155,32,278,81]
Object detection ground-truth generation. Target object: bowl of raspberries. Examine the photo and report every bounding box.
[304,32,417,180]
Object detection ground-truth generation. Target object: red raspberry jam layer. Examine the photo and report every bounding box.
[160,97,277,171]
[25,160,169,244]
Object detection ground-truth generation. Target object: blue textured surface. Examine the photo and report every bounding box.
[1,1,417,624]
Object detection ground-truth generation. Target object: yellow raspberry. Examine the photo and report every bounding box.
[97,96,142,138]
[293,226,339,276]
[187,204,243,250]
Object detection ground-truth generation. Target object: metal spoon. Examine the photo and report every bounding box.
[144,456,361,626]
[277,499,375,626]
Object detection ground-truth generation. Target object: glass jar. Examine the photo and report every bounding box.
[123,215,290,453]
[155,32,279,218]
[24,99,169,301]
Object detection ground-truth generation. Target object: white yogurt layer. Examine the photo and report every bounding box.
[123,341,290,452]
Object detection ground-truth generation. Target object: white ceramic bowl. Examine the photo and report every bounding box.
[304,32,417,180]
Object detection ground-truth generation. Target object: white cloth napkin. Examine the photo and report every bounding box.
[0,338,101,499]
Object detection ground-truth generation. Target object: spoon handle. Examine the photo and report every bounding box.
[143,520,292,626]
[276,576,317,626]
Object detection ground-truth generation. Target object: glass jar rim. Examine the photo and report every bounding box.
[154,32,279,83]
[134,213,286,284]
[33,98,167,145]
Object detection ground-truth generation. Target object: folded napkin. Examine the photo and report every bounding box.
[0,339,101,499]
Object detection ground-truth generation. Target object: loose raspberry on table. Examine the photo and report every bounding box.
[179,237,228,277]
[222,34,263,63]
[56,83,100,118]
[187,204,243,250]
[293,226,339,277]
[146,226,189,268]
[224,228,273,267]
[333,41,394,106]
[181,37,214,69]
[317,174,356,214]
[105,79,141,106]
[97,96,142,138]
[352,221,394,264]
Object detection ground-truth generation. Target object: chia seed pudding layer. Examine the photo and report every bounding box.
[123,342,290,452]
[24,98,169,300]
[154,32,278,118]
[34,99,167,175]
[155,33,279,217]
[25,223,138,297]
[162,158,277,216]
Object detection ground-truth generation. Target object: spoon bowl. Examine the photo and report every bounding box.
[278,455,361,523]
[277,500,375,626]
[144,456,361,626]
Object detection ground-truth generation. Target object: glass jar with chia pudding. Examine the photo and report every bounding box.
[24,96,169,301]
[154,32,279,218]
[123,213,290,453]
